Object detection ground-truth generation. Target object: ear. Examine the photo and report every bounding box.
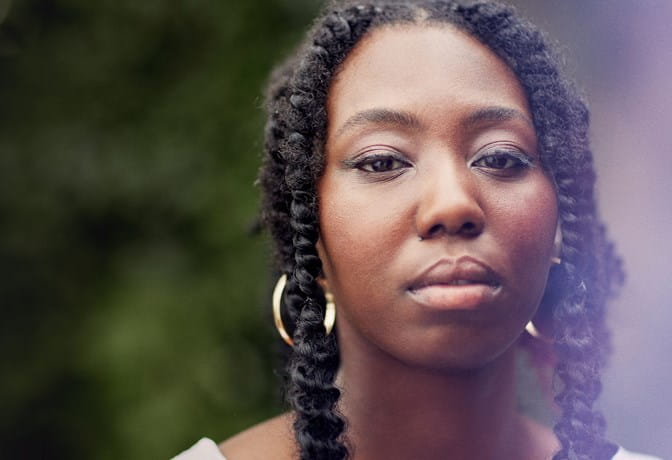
[315,238,331,293]
[317,276,330,293]
[552,221,563,260]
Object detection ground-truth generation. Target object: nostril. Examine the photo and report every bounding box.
[460,221,482,237]
[462,222,476,232]
[427,224,444,237]
[421,220,482,240]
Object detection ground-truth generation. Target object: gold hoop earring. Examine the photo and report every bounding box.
[272,274,293,346]
[525,321,553,344]
[551,222,562,265]
[272,274,336,347]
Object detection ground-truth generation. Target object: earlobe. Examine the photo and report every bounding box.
[315,238,333,291]
[317,276,330,293]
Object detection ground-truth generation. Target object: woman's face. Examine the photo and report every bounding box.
[317,24,558,370]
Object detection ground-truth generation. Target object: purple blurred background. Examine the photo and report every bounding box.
[512,1,672,457]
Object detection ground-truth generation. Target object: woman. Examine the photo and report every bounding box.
[176,0,661,459]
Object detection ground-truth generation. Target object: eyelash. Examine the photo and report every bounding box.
[470,149,535,175]
[345,151,412,180]
[344,147,534,180]
[351,153,409,172]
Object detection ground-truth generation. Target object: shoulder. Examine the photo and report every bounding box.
[218,412,296,460]
[613,446,664,460]
[172,413,295,460]
[172,438,225,460]
[518,417,663,460]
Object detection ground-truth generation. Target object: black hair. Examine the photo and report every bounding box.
[259,1,623,459]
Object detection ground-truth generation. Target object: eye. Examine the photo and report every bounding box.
[470,149,534,176]
[343,148,412,178]
[356,155,409,173]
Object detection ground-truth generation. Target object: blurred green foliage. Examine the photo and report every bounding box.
[0,0,320,458]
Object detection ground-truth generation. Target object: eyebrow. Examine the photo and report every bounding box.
[463,106,534,129]
[333,105,534,139]
[334,108,421,139]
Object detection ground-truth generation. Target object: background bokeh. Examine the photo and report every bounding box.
[0,0,669,459]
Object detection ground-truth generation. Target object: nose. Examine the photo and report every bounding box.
[415,161,485,240]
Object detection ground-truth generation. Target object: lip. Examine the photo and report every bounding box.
[407,256,502,311]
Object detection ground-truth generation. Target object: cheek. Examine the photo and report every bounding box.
[318,183,410,288]
[489,178,558,291]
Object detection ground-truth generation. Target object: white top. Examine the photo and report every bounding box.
[172,437,663,460]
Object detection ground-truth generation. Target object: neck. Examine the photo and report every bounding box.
[336,335,541,460]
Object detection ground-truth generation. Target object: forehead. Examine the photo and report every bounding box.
[327,24,531,134]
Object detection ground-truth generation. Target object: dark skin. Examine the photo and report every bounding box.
[221,24,561,460]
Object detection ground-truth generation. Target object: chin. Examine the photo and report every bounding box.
[392,331,520,374]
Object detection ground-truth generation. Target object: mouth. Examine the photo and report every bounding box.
[411,279,500,288]
[407,256,502,310]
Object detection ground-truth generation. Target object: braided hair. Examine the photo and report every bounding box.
[259,1,623,459]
